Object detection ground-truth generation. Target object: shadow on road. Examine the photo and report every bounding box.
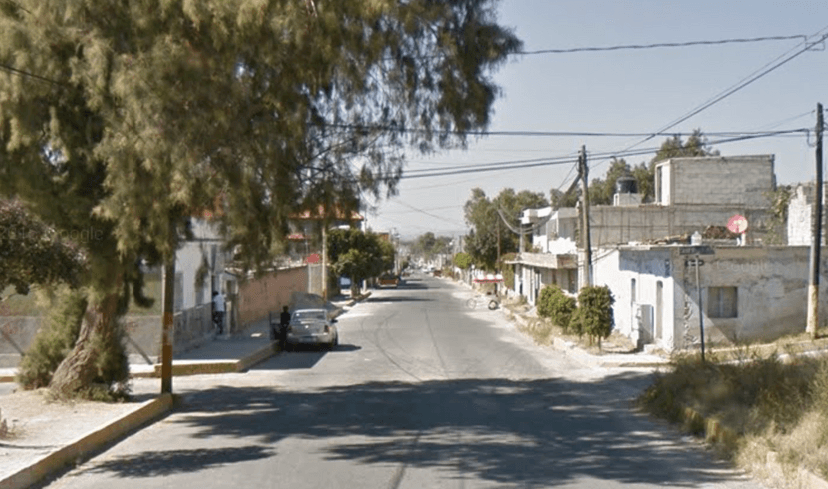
[81,372,749,487]
[365,296,433,303]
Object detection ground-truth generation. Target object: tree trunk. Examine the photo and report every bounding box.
[49,289,123,397]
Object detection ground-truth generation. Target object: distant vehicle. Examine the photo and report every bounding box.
[378,274,400,287]
[285,308,338,350]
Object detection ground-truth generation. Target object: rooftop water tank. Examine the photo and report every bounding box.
[615,176,637,194]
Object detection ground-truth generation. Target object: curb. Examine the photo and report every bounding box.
[128,342,279,379]
[0,393,175,489]
[508,311,667,369]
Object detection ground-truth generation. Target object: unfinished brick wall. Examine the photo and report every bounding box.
[236,266,308,328]
[657,155,775,207]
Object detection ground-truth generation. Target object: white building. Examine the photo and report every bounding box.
[509,154,805,351]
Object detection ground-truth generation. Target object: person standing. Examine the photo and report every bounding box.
[279,306,291,349]
[212,290,226,335]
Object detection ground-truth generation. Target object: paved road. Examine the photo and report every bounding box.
[40,274,766,488]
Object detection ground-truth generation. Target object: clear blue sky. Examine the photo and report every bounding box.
[367,0,828,240]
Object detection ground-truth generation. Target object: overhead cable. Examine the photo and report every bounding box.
[517,34,808,56]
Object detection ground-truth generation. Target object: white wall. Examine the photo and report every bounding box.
[594,248,676,351]
[175,220,230,311]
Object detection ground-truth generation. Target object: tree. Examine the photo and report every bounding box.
[0,0,521,396]
[570,285,615,349]
[588,158,632,206]
[453,252,473,270]
[536,285,576,332]
[553,130,719,206]
[463,187,547,270]
[328,228,394,296]
[635,129,720,202]
[412,232,452,261]
[0,199,85,297]
[550,187,580,209]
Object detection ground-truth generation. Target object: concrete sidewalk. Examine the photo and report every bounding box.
[1,296,359,383]
[0,296,360,489]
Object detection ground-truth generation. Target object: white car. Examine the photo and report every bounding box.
[285,308,339,350]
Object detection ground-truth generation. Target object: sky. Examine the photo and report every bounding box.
[365,0,828,241]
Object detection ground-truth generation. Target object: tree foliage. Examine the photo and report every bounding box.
[550,129,718,206]
[570,285,615,347]
[0,0,520,396]
[536,285,576,332]
[463,187,547,270]
[328,228,394,295]
[588,158,633,206]
[0,199,85,297]
[453,251,473,270]
[411,232,452,261]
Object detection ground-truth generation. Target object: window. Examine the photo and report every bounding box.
[707,286,738,318]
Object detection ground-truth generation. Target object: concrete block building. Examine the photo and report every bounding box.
[508,154,810,351]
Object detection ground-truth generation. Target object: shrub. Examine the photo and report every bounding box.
[536,285,576,332]
[570,285,615,346]
[17,288,87,389]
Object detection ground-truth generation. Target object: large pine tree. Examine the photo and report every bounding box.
[0,0,520,396]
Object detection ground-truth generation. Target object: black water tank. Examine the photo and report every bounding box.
[615,176,637,194]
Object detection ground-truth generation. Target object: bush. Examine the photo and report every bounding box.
[570,285,615,346]
[536,285,576,332]
[17,288,87,389]
[16,287,131,398]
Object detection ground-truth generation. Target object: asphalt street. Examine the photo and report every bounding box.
[39,274,767,488]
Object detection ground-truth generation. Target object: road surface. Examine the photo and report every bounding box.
[41,273,765,488]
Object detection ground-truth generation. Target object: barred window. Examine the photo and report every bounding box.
[707,286,737,318]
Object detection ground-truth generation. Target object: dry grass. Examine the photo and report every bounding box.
[509,304,635,354]
[0,407,13,440]
[637,349,828,483]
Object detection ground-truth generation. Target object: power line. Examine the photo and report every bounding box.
[517,35,808,56]
[616,25,828,154]
[390,199,464,227]
[383,128,808,182]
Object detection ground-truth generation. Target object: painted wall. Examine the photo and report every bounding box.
[597,245,828,351]
[594,248,676,350]
[175,220,231,311]
[236,266,308,327]
[787,183,828,246]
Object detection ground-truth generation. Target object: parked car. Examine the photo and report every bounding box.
[378,274,399,288]
[285,308,338,350]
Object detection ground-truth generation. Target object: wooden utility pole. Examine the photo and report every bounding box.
[496,219,501,265]
[579,145,593,287]
[807,102,824,339]
[322,224,328,301]
[160,256,174,394]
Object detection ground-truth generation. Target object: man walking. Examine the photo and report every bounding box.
[212,290,226,336]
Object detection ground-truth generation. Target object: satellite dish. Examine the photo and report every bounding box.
[727,214,748,234]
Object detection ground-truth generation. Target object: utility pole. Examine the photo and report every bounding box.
[579,145,593,287]
[321,223,328,301]
[160,253,174,394]
[807,102,824,339]
[496,218,501,266]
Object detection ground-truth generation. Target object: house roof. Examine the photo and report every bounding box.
[290,205,364,221]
